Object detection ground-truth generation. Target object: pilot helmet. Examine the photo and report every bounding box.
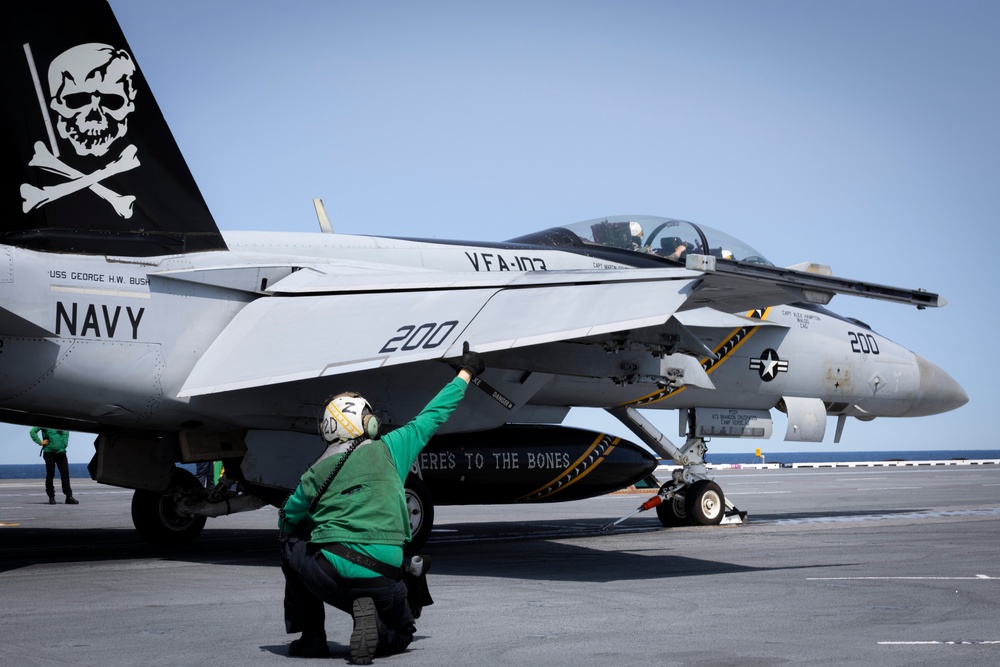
[320,392,379,443]
[629,221,643,239]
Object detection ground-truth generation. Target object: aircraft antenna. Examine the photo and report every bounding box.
[313,198,334,233]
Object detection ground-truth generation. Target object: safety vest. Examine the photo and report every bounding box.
[301,440,411,546]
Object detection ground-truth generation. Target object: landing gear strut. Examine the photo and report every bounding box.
[606,406,745,529]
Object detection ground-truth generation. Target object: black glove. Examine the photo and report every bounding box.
[458,341,485,378]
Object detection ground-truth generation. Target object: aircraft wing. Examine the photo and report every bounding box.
[176,254,943,397]
[176,267,700,397]
[682,254,943,312]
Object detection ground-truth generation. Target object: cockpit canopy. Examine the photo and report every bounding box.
[563,215,773,266]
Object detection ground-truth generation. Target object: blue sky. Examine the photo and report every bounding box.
[5,0,997,464]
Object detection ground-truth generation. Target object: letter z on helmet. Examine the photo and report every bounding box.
[320,393,379,442]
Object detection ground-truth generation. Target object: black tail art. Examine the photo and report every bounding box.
[1,0,227,256]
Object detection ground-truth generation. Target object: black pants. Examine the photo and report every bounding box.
[195,461,214,489]
[280,535,415,653]
[43,451,73,499]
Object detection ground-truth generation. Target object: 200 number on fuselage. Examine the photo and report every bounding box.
[380,321,459,353]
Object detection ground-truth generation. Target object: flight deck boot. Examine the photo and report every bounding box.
[287,630,329,658]
[350,597,379,665]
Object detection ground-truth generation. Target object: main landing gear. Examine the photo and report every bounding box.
[404,474,434,556]
[131,467,266,547]
[605,407,746,530]
[131,468,209,546]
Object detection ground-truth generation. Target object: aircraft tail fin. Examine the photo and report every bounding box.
[1,0,227,256]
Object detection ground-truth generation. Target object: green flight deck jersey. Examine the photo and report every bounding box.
[281,376,469,578]
[30,428,69,454]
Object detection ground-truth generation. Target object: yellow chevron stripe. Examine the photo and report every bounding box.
[516,434,618,502]
[621,307,772,407]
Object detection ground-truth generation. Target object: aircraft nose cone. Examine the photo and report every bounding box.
[908,354,968,416]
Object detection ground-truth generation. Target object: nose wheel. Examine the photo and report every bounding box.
[654,491,688,526]
[653,479,726,527]
[685,479,725,525]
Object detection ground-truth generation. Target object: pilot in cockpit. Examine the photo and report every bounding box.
[628,221,644,251]
[659,236,689,262]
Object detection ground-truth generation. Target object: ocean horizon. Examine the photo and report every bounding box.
[3,450,999,480]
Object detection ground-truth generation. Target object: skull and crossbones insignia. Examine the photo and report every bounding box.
[20,43,140,218]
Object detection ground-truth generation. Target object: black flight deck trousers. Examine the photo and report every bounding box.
[43,451,73,499]
[280,534,415,654]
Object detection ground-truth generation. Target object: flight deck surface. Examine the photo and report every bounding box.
[2,465,998,666]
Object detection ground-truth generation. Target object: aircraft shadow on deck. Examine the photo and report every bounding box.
[747,508,929,523]
[0,527,280,573]
[0,514,840,581]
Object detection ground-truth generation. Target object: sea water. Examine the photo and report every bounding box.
[3,451,1000,479]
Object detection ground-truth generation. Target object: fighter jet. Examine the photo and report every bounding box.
[2,1,966,550]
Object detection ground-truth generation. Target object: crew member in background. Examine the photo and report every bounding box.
[279,343,485,664]
[30,427,77,505]
[195,461,216,489]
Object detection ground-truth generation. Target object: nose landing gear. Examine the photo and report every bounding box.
[604,406,746,530]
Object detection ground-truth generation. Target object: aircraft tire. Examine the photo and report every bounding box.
[655,486,687,527]
[685,480,725,526]
[131,468,208,546]
[404,474,434,557]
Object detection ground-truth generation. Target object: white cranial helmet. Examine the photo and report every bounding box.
[320,392,378,443]
[629,221,643,238]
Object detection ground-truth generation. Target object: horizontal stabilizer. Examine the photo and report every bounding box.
[0,305,54,337]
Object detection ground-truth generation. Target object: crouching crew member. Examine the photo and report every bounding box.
[279,343,485,663]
